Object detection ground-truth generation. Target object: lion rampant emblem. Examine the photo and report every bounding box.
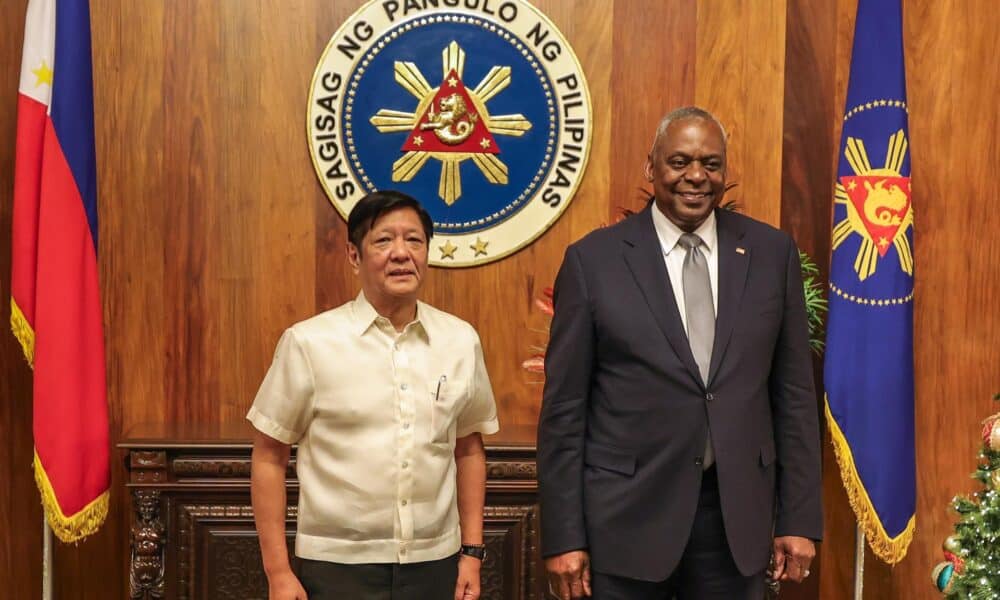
[862,179,907,226]
[422,93,479,145]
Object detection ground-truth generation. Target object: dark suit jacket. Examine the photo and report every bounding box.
[537,204,822,581]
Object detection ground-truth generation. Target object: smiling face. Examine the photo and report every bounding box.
[644,117,727,232]
[347,206,429,309]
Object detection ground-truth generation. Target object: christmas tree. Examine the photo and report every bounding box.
[933,393,1000,597]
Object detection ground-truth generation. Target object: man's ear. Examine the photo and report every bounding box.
[643,154,654,182]
[346,242,361,273]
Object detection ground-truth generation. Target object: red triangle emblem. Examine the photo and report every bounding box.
[402,69,499,154]
[839,175,911,256]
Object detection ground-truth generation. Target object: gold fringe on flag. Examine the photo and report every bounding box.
[824,396,915,564]
[33,451,109,543]
[10,297,35,367]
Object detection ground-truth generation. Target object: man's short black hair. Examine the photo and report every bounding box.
[346,190,434,250]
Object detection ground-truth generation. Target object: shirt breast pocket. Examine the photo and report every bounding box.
[430,377,468,444]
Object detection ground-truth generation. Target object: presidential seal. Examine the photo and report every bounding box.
[832,100,913,282]
[827,97,914,312]
[308,0,592,267]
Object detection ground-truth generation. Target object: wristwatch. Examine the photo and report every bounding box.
[460,543,487,560]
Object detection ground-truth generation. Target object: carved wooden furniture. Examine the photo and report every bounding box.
[121,423,542,599]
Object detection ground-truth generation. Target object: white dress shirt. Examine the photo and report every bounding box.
[650,206,719,332]
[247,292,499,564]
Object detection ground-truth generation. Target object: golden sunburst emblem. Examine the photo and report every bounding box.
[832,129,914,281]
[369,41,532,206]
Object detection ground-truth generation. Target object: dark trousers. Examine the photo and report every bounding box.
[297,553,458,600]
[591,467,766,600]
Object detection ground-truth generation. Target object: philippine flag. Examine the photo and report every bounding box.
[11,0,109,542]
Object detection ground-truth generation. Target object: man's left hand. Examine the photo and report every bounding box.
[454,554,482,600]
[770,536,815,583]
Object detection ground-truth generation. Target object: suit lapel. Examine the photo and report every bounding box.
[621,205,703,388]
[708,209,749,385]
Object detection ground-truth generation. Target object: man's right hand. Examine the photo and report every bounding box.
[267,569,308,600]
[544,550,592,599]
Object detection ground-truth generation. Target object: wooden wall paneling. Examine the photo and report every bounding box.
[249,0,323,394]
[816,0,869,597]
[780,0,837,598]
[312,0,359,319]
[97,0,168,435]
[214,2,262,425]
[695,0,786,226]
[898,0,1000,597]
[229,1,321,424]
[780,0,837,262]
[609,0,698,220]
[160,0,226,426]
[1,1,43,597]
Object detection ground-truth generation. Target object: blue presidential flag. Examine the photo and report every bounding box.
[824,0,915,564]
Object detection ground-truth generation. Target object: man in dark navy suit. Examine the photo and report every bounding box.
[537,107,822,599]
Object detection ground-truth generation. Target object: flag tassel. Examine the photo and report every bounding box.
[825,398,915,564]
[33,452,109,543]
[10,297,35,367]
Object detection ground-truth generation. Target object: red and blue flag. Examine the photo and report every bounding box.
[11,0,109,542]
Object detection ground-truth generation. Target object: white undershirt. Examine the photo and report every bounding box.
[650,205,719,333]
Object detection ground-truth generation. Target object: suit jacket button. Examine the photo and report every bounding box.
[694,457,703,466]
[705,392,714,402]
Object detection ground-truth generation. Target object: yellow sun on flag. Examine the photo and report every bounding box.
[832,129,914,281]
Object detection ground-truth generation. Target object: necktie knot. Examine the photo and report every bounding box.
[678,233,703,251]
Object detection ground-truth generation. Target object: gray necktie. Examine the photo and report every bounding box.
[678,233,715,469]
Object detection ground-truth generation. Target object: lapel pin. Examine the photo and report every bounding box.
[736,247,746,255]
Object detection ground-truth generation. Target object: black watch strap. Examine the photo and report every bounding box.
[460,543,486,560]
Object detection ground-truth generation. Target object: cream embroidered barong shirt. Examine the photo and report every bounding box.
[247,292,499,564]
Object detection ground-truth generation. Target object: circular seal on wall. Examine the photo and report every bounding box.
[307,0,592,267]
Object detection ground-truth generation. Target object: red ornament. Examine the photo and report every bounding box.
[943,550,965,573]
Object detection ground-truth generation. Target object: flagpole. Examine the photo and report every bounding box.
[42,519,52,600]
[854,524,865,599]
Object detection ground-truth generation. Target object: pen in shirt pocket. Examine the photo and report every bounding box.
[434,374,447,402]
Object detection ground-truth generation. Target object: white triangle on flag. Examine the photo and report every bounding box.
[18,0,56,108]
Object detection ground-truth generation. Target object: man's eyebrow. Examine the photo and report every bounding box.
[667,151,722,159]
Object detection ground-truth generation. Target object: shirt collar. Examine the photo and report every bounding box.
[351,291,431,340]
[650,204,718,255]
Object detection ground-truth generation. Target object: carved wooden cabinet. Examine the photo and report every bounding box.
[121,423,543,600]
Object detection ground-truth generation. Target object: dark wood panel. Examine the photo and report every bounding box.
[780,0,837,596]
[119,424,541,599]
[696,0,786,226]
[610,0,698,220]
[896,0,1000,598]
